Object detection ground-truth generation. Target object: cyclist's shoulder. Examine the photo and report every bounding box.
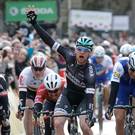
[102,55,113,67]
[115,56,128,66]
[38,83,45,89]
[89,55,95,62]
[21,66,31,73]
[19,66,33,80]
[104,54,113,62]
[37,83,47,93]
[61,77,66,88]
[118,57,129,64]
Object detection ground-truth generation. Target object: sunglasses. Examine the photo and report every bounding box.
[32,67,45,71]
[76,46,90,52]
[96,56,104,59]
[48,89,59,93]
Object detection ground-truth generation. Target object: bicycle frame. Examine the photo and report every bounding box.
[95,83,104,135]
[20,106,92,135]
[67,106,81,135]
[125,110,135,135]
[53,108,91,135]
[20,106,45,135]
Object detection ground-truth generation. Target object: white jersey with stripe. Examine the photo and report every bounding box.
[18,66,54,92]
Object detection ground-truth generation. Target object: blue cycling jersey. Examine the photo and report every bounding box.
[90,55,113,84]
[111,57,130,84]
[111,57,135,105]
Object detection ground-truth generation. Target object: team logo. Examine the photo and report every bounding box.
[113,71,120,78]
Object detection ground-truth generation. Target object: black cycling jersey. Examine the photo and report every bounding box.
[0,75,8,92]
[0,75,10,134]
[0,75,9,112]
[33,22,96,107]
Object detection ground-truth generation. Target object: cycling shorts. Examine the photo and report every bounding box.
[26,89,36,101]
[115,82,135,105]
[43,100,56,112]
[54,93,87,115]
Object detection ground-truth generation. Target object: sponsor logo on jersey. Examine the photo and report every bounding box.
[113,71,120,79]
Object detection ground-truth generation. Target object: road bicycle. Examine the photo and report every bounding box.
[53,105,94,135]
[20,106,45,135]
[95,83,104,135]
[20,105,94,135]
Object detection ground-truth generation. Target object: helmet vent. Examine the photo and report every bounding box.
[51,81,53,88]
[54,82,57,88]
[47,83,50,88]
[131,57,135,66]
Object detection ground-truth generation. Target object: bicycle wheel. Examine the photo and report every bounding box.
[97,94,103,135]
[124,125,132,135]
[124,124,135,135]
[33,118,44,135]
[34,124,41,135]
[69,117,81,135]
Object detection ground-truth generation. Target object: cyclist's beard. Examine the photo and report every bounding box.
[77,55,88,65]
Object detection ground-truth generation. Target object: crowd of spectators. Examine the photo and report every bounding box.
[0,22,135,92]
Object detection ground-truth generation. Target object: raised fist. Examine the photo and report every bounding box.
[26,10,37,24]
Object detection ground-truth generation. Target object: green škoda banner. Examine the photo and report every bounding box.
[5,1,58,22]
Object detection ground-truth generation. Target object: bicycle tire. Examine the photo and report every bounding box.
[33,118,45,135]
[124,126,133,135]
[70,119,78,135]
[68,117,81,135]
[33,124,41,135]
[97,93,103,135]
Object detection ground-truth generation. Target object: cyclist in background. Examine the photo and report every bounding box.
[0,75,10,135]
[34,72,65,135]
[105,52,135,135]
[26,10,96,135]
[117,43,133,60]
[16,52,54,135]
[90,46,113,110]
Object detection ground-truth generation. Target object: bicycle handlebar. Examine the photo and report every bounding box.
[34,110,92,118]
[19,106,92,120]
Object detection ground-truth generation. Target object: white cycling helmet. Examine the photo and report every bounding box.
[128,52,135,70]
[94,46,105,57]
[120,43,133,56]
[30,53,46,68]
[44,73,61,91]
[101,40,110,47]
[132,45,135,52]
